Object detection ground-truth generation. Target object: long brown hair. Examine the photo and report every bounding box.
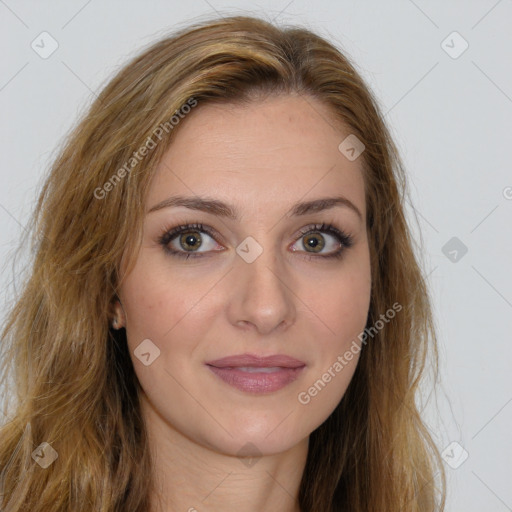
[0,14,445,511]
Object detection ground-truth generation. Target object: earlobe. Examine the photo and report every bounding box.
[110,297,126,329]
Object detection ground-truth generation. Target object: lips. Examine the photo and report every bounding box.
[205,354,306,393]
[205,353,306,369]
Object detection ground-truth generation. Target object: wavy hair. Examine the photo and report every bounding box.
[0,14,445,511]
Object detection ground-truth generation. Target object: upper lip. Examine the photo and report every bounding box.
[206,353,306,369]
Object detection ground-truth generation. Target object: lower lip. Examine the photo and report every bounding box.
[206,365,305,393]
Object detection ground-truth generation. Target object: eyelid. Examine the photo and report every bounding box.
[159,222,224,246]
[294,223,353,247]
[158,221,353,259]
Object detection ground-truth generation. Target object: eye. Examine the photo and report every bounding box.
[290,223,353,260]
[158,223,223,259]
[158,222,353,260]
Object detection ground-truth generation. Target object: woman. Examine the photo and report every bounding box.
[0,14,446,512]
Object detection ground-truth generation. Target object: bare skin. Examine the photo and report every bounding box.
[114,93,371,512]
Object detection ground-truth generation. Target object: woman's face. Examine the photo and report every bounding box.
[116,94,371,457]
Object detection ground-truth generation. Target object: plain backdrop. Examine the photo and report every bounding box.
[1,1,511,510]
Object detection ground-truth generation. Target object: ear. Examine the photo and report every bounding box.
[110,296,126,329]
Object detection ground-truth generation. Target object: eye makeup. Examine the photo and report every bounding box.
[157,221,354,261]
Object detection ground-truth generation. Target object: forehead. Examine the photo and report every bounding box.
[147,94,366,219]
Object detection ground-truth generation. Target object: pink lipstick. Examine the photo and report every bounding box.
[205,353,306,393]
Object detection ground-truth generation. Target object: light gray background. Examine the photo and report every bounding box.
[1,1,511,510]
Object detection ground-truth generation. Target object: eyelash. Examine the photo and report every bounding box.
[157,222,354,261]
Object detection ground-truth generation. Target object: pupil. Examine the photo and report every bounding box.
[304,233,324,252]
[181,232,201,251]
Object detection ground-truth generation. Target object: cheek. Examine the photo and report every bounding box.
[120,260,209,345]
[301,254,371,344]
[318,279,370,338]
[296,252,371,403]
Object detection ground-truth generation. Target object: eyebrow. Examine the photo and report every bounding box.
[147,195,363,221]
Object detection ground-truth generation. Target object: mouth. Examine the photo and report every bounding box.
[224,366,287,373]
[205,353,306,393]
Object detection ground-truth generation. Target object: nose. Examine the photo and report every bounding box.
[226,241,296,336]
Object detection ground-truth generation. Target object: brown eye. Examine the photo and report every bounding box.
[179,231,202,251]
[159,223,224,259]
[302,232,325,253]
[290,223,354,260]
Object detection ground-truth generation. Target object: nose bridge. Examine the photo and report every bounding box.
[227,234,296,334]
[239,236,283,288]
